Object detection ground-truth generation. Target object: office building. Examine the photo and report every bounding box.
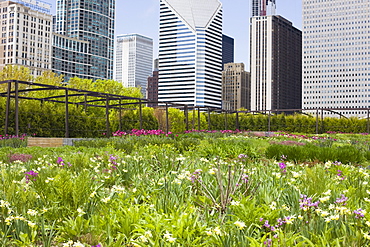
[0,0,52,76]
[158,0,223,108]
[302,0,370,117]
[114,34,153,93]
[53,0,115,81]
[222,63,250,111]
[250,15,302,111]
[52,34,91,81]
[147,70,159,108]
[222,34,234,66]
[251,0,276,17]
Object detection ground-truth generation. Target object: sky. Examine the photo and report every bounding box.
[45,0,302,68]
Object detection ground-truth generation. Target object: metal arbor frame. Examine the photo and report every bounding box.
[2,80,370,136]
[0,80,229,137]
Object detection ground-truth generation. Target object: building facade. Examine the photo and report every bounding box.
[53,0,115,81]
[52,33,90,81]
[251,0,276,17]
[222,34,234,66]
[302,0,370,117]
[0,0,52,76]
[147,70,159,107]
[158,0,223,108]
[114,34,153,93]
[222,63,250,111]
[250,15,302,111]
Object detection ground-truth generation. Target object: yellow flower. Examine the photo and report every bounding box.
[234,220,246,230]
[213,226,222,235]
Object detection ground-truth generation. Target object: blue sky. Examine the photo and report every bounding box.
[46,0,302,68]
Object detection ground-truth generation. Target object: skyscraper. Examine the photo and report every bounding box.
[302,0,370,117]
[0,0,52,76]
[222,63,250,111]
[250,15,302,111]
[222,35,234,66]
[53,0,115,80]
[251,0,276,17]
[158,0,223,108]
[114,34,153,93]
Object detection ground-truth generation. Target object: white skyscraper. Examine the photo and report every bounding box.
[251,0,276,17]
[114,34,153,93]
[158,0,223,108]
[302,0,370,117]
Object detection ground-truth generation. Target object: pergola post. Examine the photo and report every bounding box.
[119,100,122,131]
[192,108,195,129]
[208,107,211,131]
[185,105,189,131]
[367,109,370,133]
[197,107,201,131]
[15,81,19,136]
[321,109,324,134]
[105,96,111,137]
[165,103,169,133]
[235,111,240,130]
[139,100,143,130]
[65,89,69,138]
[4,81,11,135]
[224,110,228,130]
[315,109,319,135]
[268,110,271,133]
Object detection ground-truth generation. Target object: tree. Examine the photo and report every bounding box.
[0,65,33,81]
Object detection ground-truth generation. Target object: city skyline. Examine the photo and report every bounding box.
[42,0,302,68]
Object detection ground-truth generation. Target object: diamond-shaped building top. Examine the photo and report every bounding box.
[164,0,222,30]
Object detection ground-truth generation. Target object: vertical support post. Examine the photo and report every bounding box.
[165,103,169,133]
[367,109,370,133]
[192,108,195,129]
[208,107,211,131]
[185,105,189,131]
[224,110,228,130]
[65,89,69,138]
[235,111,240,130]
[119,100,122,131]
[105,96,111,137]
[4,81,11,135]
[268,110,271,133]
[15,81,19,136]
[84,94,87,112]
[197,107,201,131]
[139,100,143,130]
[315,109,319,135]
[321,109,324,134]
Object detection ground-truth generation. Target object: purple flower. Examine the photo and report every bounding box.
[57,157,64,166]
[24,170,38,183]
[335,194,348,205]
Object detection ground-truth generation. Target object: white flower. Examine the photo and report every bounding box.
[230,201,240,206]
[72,241,85,247]
[163,231,176,243]
[323,189,331,196]
[90,191,97,198]
[213,226,222,235]
[269,201,277,210]
[77,208,85,216]
[27,209,38,216]
[27,221,36,228]
[101,197,111,203]
[234,220,246,229]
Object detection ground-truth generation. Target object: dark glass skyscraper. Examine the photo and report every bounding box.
[53,0,115,80]
[222,35,234,66]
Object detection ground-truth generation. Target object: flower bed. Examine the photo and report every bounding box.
[1,133,370,246]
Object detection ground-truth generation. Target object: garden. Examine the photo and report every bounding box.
[1,130,370,246]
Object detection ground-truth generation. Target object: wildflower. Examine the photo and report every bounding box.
[90,191,97,198]
[323,190,331,196]
[77,208,85,216]
[234,220,246,229]
[366,221,370,227]
[282,204,290,211]
[319,196,330,203]
[213,226,222,235]
[270,201,277,210]
[73,241,84,247]
[144,231,153,238]
[101,197,110,203]
[138,235,148,243]
[27,209,38,216]
[27,221,36,228]
[163,231,176,243]
[230,201,240,206]
[364,232,370,240]
[320,211,330,217]
[62,240,74,247]
[354,208,366,218]
[335,194,348,205]
[284,216,295,224]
